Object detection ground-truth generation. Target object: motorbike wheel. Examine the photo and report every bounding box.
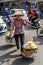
[36,27,43,37]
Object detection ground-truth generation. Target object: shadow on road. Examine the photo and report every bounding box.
[0,33,5,36]
[0,49,22,65]
[0,49,19,61]
[0,44,16,51]
[33,36,43,45]
[0,49,20,64]
[0,46,34,65]
[0,55,34,65]
[12,57,34,65]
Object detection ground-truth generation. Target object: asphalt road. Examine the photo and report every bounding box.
[0,26,43,65]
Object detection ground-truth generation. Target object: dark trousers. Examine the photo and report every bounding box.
[14,34,24,52]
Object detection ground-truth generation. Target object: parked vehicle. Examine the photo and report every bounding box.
[0,16,7,33]
[10,9,28,21]
[2,16,11,29]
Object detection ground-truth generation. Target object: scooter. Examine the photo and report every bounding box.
[28,18,40,29]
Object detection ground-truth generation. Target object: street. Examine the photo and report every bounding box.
[0,26,43,65]
[0,0,43,65]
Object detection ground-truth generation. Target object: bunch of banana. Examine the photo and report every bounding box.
[27,42,38,49]
[6,32,14,38]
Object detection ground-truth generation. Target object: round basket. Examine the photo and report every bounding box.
[22,41,38,58]
[23,47,38,58]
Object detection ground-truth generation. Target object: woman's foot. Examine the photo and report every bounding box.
[16,48,19,51]
[20,51,23,56]
[16,46,20,51]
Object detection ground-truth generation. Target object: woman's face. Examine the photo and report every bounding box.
[15,15,21,19]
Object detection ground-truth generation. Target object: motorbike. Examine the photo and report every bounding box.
[28,18,40,29]
[36,24,43,38]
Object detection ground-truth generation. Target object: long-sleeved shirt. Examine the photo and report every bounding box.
[11,19,26,35]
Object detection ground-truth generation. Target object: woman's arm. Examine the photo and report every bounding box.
[23,19,31,27]
[10,21,15,35]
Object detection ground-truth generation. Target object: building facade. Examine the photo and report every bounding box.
[0,0,43,12]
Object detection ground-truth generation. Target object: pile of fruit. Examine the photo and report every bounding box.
[6,32,14,38]
[23,41,38,49]
[27,43,37,49]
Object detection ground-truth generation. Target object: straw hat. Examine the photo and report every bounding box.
[11,11,24,16]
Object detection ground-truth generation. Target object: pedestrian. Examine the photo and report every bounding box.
[4,8,11,20]
[36,9,42,18]
[11,11,30,55]
[4,8,10,16]
[29,10,36,24]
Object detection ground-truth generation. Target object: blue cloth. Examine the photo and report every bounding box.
[36,11,42,18]
[4,12,10,16]
[3,11,11,21]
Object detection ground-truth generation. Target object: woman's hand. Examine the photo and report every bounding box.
[24,19,31,27]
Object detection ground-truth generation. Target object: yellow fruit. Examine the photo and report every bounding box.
[6,33,13,37]
[27,42,38,49]
[27,45,32,49]
[31,43,37,48]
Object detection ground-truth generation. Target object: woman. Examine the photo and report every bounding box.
[11,11,30,54]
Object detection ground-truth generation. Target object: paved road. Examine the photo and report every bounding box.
[0,26,43,65]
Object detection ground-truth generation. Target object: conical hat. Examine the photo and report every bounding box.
[11,11,24,16]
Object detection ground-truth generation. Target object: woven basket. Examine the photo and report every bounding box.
[23,48,38,57]
[22,41,38,57]
[6,32,14,38]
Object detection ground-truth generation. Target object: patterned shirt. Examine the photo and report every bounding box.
[11,19,26,34]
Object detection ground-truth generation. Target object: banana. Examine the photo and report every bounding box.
[27,42,37,49]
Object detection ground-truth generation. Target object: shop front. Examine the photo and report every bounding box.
[0,1,20,9]
[0,0,32,15]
